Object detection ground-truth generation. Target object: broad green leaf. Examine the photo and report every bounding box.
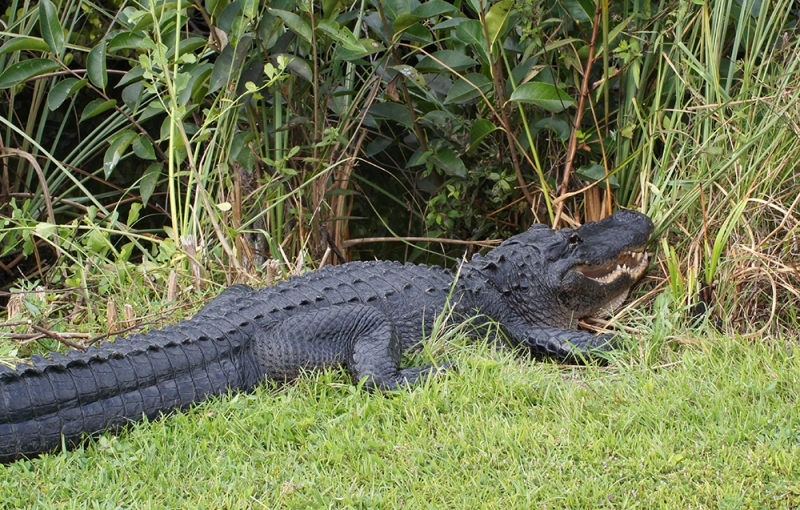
[132,135,156,160]
[444,73,492,104]
[392,15,422,35]
[35,222,57,239]
[403,23,434,44]
[533,117,571,141]
[241,0,257,18]
[431,17,468,30]
[411,0,457,18]
[122,82,144,111]
[218,1,242,32]
[0,38,51,55]
[316,20,362,51]
[576,163,618,188]
[366,137,392,157]
[48,77,87,110]
[509,82,575,112]
[84,229,109,255]
[430,147,467,178]
[108,32,145,52]
[208,36,252,93]
[80,98,117,122]
[453,20,489,63]
[275,54,312,82]
[485,0,513,47]
[269,8,312,44]
[391,65,426,88]
[0,58,61,89]
[563,0,594,24]
[179,63,213,105]
[170,37,207,59]
[416,50,477,73]
[468,119,500,152]
[116,66,144,88]
[104,130,138,178]
[39,0,64,56]
[87,43,108,89]
[140,163,163,207]
[369,102,414,128]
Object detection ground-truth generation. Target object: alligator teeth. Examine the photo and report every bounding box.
[575,249,650,283]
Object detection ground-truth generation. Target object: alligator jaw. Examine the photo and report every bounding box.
[574,250,649,284]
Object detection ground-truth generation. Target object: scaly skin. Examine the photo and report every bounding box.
[0,209,653,463]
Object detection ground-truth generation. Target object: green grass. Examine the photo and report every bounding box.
[1,335,798,508]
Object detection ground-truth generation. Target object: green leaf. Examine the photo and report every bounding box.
[532,117,570,141]
[274,54,312,82]
[563,0,594,24]
[87,43,108,89]
[0,58,61,89]
[122,82,144,111]
[48,77,87,111]
[444,73,492,104]
[391,65,426,89]
[35,222,57,239]
[509,82,575,112]
[208,36,252,93]
[485,0,513,47]
[108,32,145,52]
[269,8,312,44]
[368,102,414,128]
[469,119,500,152]
[116,66,145,88]
[140,163,163,207]
[416,50,478,73]
[132,135,156,160]
[39,0,64,56]
[366,137,392,157]
[392,15,423,35]
[575,163,618,188]
[453,19,489,64]
[316,20,362,51]
[411,0,457,18]
[430,147,467,178]
[126,203,142,226]
[84,229,109,255]
[0,37,51,56]
[80,98,117,122]
[103,130,138,178]
[179,63,213,105]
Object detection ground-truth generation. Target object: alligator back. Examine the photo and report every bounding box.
[0,261,456,462]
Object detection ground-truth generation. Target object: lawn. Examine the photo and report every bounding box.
[1,333,798,508]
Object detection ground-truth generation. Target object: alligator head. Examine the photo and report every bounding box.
[467,209,654,327]
[554,209,653,318]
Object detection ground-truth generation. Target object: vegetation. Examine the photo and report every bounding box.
[1,0,799,505]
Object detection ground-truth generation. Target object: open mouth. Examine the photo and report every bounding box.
[574,250,649,284]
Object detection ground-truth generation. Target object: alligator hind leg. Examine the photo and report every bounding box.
[253,304,450,391]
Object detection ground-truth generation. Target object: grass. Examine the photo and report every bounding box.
[1,329,799,508]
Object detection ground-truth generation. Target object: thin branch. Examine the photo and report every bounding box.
[554,0,603,227]
[27,322,86,351]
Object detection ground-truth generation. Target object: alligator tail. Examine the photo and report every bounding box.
[0,288,262,463]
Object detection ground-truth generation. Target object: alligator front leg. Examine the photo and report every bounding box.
[252,304,449,391]
[513,326,618,363]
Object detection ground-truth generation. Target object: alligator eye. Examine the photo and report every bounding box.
[568,233,580,245]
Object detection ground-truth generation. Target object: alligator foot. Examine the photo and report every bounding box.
[517,327,620,364]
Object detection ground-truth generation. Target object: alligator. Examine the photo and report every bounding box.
[0,209,653,463]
